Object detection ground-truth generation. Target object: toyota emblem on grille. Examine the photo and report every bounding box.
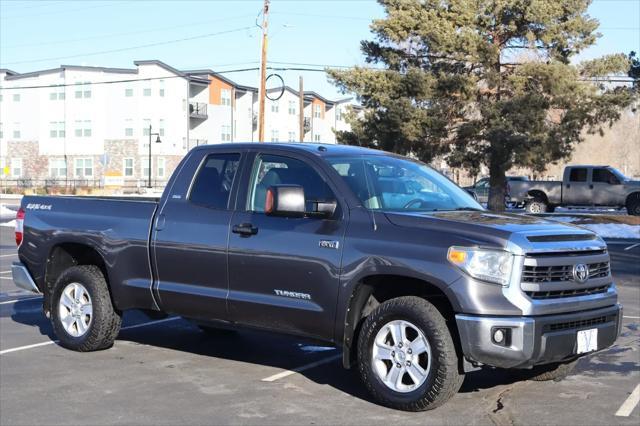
[573,263,589,283]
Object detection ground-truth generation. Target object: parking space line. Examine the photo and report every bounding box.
[0,270,11,274]
[624,243,640,251]
[0,296,42,305]
[615,384,640,417]
[623,315,640,319]
[0,317,181,356]
[0,254,17,258]
[261,354,341,382]
[0,276,13,280]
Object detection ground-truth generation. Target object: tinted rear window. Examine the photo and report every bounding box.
[569,168,587,182]
[189,153,240,209]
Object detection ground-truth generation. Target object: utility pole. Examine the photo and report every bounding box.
[257,0,270,142]
[298,76,304,142]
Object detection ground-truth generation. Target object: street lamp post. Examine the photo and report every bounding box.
[148,124,161,189]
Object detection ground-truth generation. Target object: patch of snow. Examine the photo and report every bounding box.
[0,204,17,220]
[579,224,640,239]
[297,344,336,353]
[0,219,16,228]
[543,216,580,223]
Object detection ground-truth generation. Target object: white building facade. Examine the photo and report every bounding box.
[0,60,356,190]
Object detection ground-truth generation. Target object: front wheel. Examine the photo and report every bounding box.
[627,193,640,216]
[51,265,122,351]
[525,199,548,214]
[357,296,464,411]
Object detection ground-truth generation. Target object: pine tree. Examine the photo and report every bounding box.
[329,0,635,211]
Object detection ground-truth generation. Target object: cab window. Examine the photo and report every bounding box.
[248,154,334,212]
[569,168,588,182]
[592,168,619,184]
[189,153,240,209]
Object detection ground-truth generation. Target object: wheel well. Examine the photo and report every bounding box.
[45,243,109,311]
[343,274,460,370]
[527,190,548,204]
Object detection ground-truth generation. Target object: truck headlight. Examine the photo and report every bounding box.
[447,246,514,286]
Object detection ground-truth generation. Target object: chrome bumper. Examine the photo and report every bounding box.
[11,262,41,294]
[456,304,622,369]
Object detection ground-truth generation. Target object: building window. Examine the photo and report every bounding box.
[50,86,65,101]
[141,157,150,178]
[143,87,152,97]
[13,123,20,139]
[123,158,134,177]
[221,125,232,142]
[336,107,342,121]
[314,134,321,142]
[75,82,91,99]
[288,100,296,115]
[159,80,165,97]
[74,121,91,137]
[125,88,133,97]
[143,119,151,136]
[74,158,93,178]
[221,89,232,106]
[159,119,165,137]
[271,100,279,113]
[49,158,67,178]
[288,131,296,142]
[270,130,279,142]
[11,158,22,177]
[50,121,65,138]
[13,93,20,102]
[0,122,3,139]
[125,119,134,137]
[314,104,322,118]
[157,157,165,178]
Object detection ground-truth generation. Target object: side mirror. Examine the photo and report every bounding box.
[265,185,305,218]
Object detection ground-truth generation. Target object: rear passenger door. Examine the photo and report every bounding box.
[564,167,592,205]
[151,150,243,320]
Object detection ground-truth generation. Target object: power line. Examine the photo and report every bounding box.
[1,26,255,66]
[3,14,256,49]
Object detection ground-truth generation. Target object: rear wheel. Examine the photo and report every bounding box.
[525,199,548,214]
[357,296,464,411]
[51,265,121,351]
[627,193,640,216]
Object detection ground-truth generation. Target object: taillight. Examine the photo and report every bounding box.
[15,208,25,247]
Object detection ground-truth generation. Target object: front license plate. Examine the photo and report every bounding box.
[577,328,598,354]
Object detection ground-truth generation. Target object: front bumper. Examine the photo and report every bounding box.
[11,262,41,294]
[455,304,622,369]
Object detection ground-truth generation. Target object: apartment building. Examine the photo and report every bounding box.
[0,60,356,189]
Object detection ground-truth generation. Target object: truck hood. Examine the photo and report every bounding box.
[384,210,600,253]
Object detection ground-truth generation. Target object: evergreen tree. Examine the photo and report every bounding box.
[330,0,635,211]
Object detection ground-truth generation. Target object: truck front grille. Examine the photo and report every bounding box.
[545,315,608,332]
[522,261,610,283]
[525,284,610,300]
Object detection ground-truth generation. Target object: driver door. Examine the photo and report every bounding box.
[227,152,346,341]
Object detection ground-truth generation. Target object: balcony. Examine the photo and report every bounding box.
[189,102,208,119]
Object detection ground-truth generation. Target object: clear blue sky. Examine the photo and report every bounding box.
[1,0,638,99]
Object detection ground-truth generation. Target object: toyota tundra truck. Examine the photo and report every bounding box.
[12,143,622,411]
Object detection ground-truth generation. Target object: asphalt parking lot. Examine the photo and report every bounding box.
[0,224,638,425]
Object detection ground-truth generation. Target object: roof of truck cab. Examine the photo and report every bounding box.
[192,143,389,157]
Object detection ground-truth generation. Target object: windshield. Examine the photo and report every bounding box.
[607,167,629,182]
[327,155,483,212]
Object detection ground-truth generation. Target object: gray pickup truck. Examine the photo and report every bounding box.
[12,144,622,411]
[509,165,640,214]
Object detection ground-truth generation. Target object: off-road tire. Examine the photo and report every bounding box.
[357,296,464,411]
[51,265,122,351]
[525,199,548,214]
[528,359,578,382]
[627,193,640,216]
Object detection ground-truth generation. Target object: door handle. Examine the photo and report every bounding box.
[155,214,166,231]
[232,223,258,237]
[589,184,594,189]
[566,184,571,189]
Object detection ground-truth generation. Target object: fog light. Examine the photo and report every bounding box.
[491,327,511,346]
